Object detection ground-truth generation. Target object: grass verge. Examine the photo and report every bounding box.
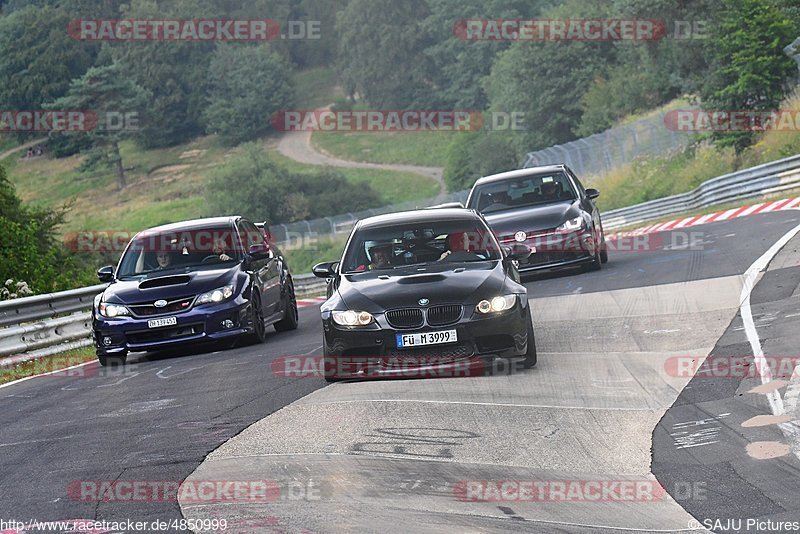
[0,346,95,385]
[311,130,456,167]
[283,234,348,275]
[594,91,800,213]
[4,135,440,236]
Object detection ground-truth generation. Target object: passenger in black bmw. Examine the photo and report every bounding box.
[467,164,608,273]
[312,209,536,382]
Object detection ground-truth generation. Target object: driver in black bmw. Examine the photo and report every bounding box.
[312,209,536,381]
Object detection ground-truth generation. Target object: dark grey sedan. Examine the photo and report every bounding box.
[466,164,609,272]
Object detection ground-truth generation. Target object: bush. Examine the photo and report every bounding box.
[444,132,519,192]
[47,132,94,158]
[0,164,95,294]
[206,144,383,224]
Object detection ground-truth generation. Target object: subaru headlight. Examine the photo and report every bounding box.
[476,295,517,314]
[197,285,235,305]
[98,302,130,318]
[557,217,584,232]
[332,310,374,326]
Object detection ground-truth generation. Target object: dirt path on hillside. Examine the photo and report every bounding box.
[0,138,48,162]
[275,110,447,201]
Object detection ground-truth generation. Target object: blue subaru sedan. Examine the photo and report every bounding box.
[92,216,298,366]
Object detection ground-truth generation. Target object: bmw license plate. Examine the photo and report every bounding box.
[396,330,457,348]
[148,316,177,329]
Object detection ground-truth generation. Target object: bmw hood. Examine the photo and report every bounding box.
[102,267,239,304]
[336,261,512,311]
[483,201,580,237]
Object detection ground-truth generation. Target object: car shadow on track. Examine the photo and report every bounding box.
[125,332,279,366]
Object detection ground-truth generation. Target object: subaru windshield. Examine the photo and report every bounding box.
[116,226,241,279]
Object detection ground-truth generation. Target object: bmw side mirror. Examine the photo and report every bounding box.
[585,188,600,200]
[97,265,115,283]
[504,244,533,262]
[312,261,339,278]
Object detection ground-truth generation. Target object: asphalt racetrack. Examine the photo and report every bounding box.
[2,210,800,533]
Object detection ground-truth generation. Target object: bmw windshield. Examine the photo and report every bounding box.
[341,220,502,273]
[470,172,577,213]
[116,226,241,279]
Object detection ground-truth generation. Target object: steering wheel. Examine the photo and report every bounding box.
[201,255,220,264]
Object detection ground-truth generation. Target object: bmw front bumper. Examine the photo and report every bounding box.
[320,300,530,379]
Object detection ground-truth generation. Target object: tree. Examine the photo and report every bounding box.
[46,63,150,190]
[484,0,614,153]
[419,0,551,109]
[110,0,216,148]
[336,0,433,108]
[0,5,95,138]
[701,0,799,153]
[203,44,294,145]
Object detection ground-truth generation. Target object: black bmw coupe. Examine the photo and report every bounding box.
[312,209,536,381]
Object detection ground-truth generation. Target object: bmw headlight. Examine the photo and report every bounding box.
[476,295,517,314]
[332,310,374,326]
[197,285,235,305]
[98,302,130,318]
[557,217,584,232]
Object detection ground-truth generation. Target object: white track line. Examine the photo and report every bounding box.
[0,360,95,390]
[739,214,800,460]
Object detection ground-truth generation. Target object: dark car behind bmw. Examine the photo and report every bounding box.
[466,165,608,272]
[312,209,536,381]
[92,216,298,366]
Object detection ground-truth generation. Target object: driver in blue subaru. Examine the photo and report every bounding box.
[211,237,232,262]
[156,250,173,270]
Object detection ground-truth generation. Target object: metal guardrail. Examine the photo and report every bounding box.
[602,154,800,230]
[294,273,327,298]
[0,274,325,364]
[0,284,106,328]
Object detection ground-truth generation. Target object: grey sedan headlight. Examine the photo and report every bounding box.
[557,217,584,231]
